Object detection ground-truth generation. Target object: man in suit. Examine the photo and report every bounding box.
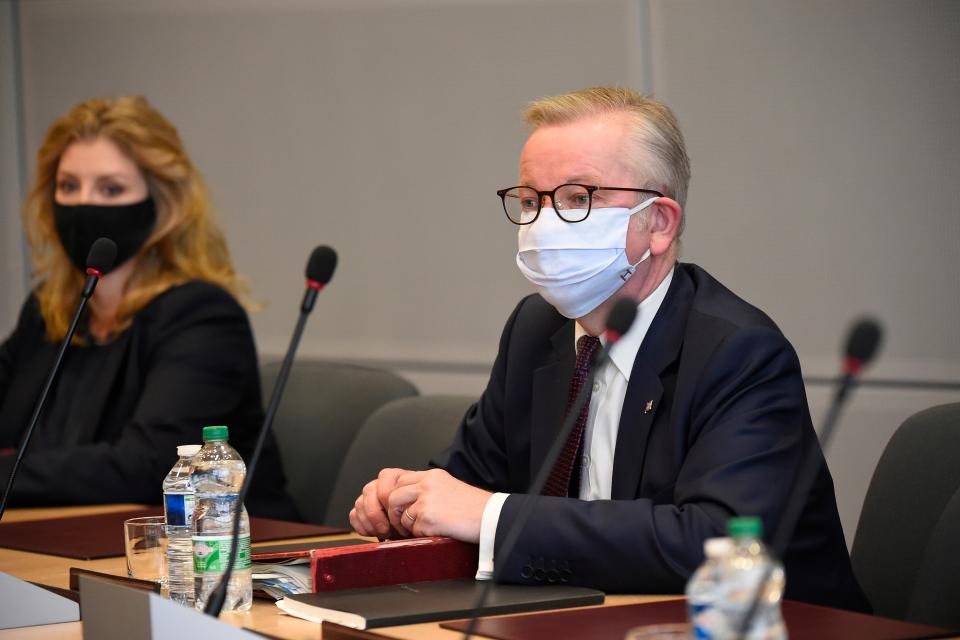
[350,87,868,611]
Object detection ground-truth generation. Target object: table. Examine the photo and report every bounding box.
[0,505,671,639]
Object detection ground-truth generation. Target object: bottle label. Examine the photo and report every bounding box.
[164,492,196,527]
[192,534,251,573]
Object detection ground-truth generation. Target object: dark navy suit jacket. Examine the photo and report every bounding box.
[434,262,869,611]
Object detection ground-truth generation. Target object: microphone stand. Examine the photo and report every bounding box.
[460,344,614,640]
[0,268,104,522]
[203,284,320,616]
[734,371,861,637]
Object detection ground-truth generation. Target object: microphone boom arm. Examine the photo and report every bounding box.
[0,285,95,521]
[203,306,310,616]
[205,247,334,616]
[460,349,607,640]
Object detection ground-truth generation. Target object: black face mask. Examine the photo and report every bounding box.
[52,197,157,272]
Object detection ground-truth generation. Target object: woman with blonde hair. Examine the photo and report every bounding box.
[0,95,297,519]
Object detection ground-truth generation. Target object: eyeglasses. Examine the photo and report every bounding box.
[496,184,664,225]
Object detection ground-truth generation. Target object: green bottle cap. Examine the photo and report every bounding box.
[728,516,763,538]
[202,425,229,441]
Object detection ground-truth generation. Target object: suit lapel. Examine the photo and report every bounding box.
[611,363,663,499]
[611,268,694,499]
[529,320,575,489]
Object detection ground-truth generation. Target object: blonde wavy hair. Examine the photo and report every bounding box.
[22,95,252,341]
[524,86,691,233]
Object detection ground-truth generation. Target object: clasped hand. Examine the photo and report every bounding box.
[348,468,491,543]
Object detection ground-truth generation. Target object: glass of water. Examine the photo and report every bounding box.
[123,516,168,584]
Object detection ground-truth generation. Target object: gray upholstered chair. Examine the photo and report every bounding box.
[261,360,418,524]
[908,483,960,628]
[850,402,960,627]
[323,395,476,527]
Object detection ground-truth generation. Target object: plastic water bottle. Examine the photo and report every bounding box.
[191,426,252,612]
[715,516,787,640]
[163,444,201,606]
[686,536,734,638]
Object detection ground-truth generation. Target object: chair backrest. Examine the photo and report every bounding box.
[261,359,418,524]
[907,483,960,628]
[850,402,960,624]
[323,395,476,527]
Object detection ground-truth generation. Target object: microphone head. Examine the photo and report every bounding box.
[306,245,337,286]
[604,299,638,344]
[86,237,117,276]
[843,317,883,376]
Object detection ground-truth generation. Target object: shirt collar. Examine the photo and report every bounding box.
[575,267,675,381]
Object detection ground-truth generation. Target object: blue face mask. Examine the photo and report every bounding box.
[516,198,656,319]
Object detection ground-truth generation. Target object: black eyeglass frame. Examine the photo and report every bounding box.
[496,184,665,225]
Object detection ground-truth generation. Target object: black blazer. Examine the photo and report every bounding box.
[0,281,297,520]
[435,263,869,611]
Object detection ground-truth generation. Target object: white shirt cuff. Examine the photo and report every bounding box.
[475,492,509,580]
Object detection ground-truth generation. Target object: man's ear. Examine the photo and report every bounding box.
[625,197,683,261]
[647,197,682,256]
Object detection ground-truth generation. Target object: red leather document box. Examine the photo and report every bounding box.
[253,536,478,592]
[310,536,478,592]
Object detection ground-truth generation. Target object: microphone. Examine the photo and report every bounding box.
[603,301,638,344]
[302,245,337,313]
[204,245,337,617]
[736,317,883,636]
[461,298,637,639]
[820,317,882,450]
[844,318,883,374]
[0,238,118,522]
[82,238,118,298]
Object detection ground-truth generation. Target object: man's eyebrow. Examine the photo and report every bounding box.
[516,175,604,187]
[561,175,603,185]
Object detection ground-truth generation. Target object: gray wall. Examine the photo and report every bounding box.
[2,0,958,544]
[647,0,960,547]
[0,0,27,338]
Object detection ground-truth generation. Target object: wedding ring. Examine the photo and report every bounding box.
[402,509,416,524]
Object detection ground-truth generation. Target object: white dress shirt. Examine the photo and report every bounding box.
[476,268,674,579]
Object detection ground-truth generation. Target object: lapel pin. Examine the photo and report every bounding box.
[644,400,654,414]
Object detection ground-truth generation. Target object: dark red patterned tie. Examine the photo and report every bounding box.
[542,335,602,497]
